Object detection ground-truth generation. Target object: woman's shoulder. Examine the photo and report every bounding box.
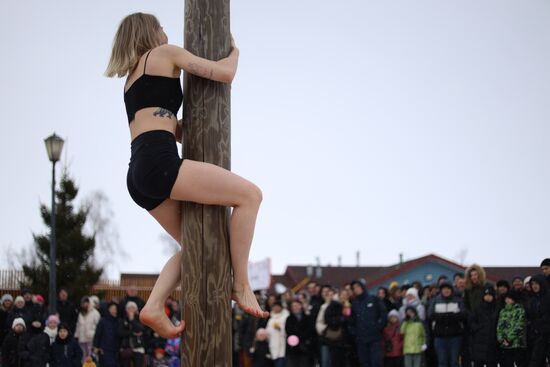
[152,44,182,56]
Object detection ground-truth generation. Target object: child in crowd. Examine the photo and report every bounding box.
[1,318,29,367]
[401,306,426,367]
[251,328,272,367]
[383,310,404,367]
[164,332,181,367]
[150,347,170,367]
[497,293,527,367]
[50,323,83,367]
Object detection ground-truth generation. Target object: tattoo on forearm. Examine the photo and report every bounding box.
[189,62,213,79]
[153,108,175,119]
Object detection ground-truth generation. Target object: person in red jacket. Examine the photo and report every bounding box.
[384,310,404,367]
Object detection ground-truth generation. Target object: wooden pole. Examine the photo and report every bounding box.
[181,0,232,366]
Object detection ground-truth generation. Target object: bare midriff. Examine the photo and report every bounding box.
[129,108,177,142]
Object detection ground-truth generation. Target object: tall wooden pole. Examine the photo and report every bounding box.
[181,0,232,366]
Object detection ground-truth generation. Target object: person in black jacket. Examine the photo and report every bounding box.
[526,274,550,367]
[50,323,82,367]
[5,296,32,333]
[93,302,120,367]
[57,289,78,334]
[428,282,466,367]
[0,294,14,347]
[1,318,30,367]
[350,280,387,367]
[25,323,51,367]
[19,314,50,367]
[118,301,146,367]
[285,299,314,367]
[469,285,499,367]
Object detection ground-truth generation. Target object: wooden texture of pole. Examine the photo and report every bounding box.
[181,0,232,365]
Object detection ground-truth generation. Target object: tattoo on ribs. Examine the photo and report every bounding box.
[189,62,213,79]
[153,108,175,119]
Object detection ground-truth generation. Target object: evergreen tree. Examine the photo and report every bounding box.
[22,171,103,307]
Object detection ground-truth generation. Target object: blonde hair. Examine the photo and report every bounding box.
[105,13,162,78]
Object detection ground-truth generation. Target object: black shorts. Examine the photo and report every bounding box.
[127,130,183,211]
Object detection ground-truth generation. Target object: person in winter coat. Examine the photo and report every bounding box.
[399,288,426,322]
[266,301,289,367]
[1,318,30,367]
[428,282,465,367]
[251,328,273,367]
[93,301,120,367]
[525,274,550,367]
[50,323,83,367]
[315,286,335,367]
[464,264,488,313]
[350,280,388,367]
[497,292,527,367]
[383,310,404,367]
[469,285,499,367]
[5,296,32,333]
[21,313,51,367]
[285,299,314,367]
[401,306,426,367]
[0,294,14,347]
[44,314,60,345]
[74,296,101,361]
[118,301,146,367]
[57,289,78,334]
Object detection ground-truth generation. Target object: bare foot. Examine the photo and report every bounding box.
[140,305,185,339]
[232,284,269,318]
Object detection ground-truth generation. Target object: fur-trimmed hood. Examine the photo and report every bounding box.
[465,264,487,289]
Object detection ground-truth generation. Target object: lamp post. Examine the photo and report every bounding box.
[44,133,64,315]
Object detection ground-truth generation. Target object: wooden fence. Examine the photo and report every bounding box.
[0,270,179,302]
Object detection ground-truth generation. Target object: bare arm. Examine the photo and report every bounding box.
[162,39,239,83]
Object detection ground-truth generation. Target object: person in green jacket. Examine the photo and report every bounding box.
[400,306,426,367]
[497,292,527,367]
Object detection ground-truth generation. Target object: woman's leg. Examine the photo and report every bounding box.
[169,160,268,318]
[140,199,186,338]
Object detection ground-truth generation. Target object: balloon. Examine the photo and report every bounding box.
[287,335,299,346]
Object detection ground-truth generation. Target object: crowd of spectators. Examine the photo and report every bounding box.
[232,259,550,367]
[0,258,548,367]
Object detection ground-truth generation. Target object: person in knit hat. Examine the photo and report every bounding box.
[0,294,14,347]
[399,287,426,321]
[1,317,30,367]
[45,314,60,344]
[5,296,31,337]
[428,282,466,367]
[383,309,404,367]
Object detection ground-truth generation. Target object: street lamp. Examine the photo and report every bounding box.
[44,133,64,315]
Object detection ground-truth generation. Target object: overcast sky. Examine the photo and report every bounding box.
[1,0,548,279]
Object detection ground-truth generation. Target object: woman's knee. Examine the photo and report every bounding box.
[240,182,262,208]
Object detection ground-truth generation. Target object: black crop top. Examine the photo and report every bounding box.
[124,50,183,123]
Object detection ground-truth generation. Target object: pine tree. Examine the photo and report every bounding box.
[22,171,103,306]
